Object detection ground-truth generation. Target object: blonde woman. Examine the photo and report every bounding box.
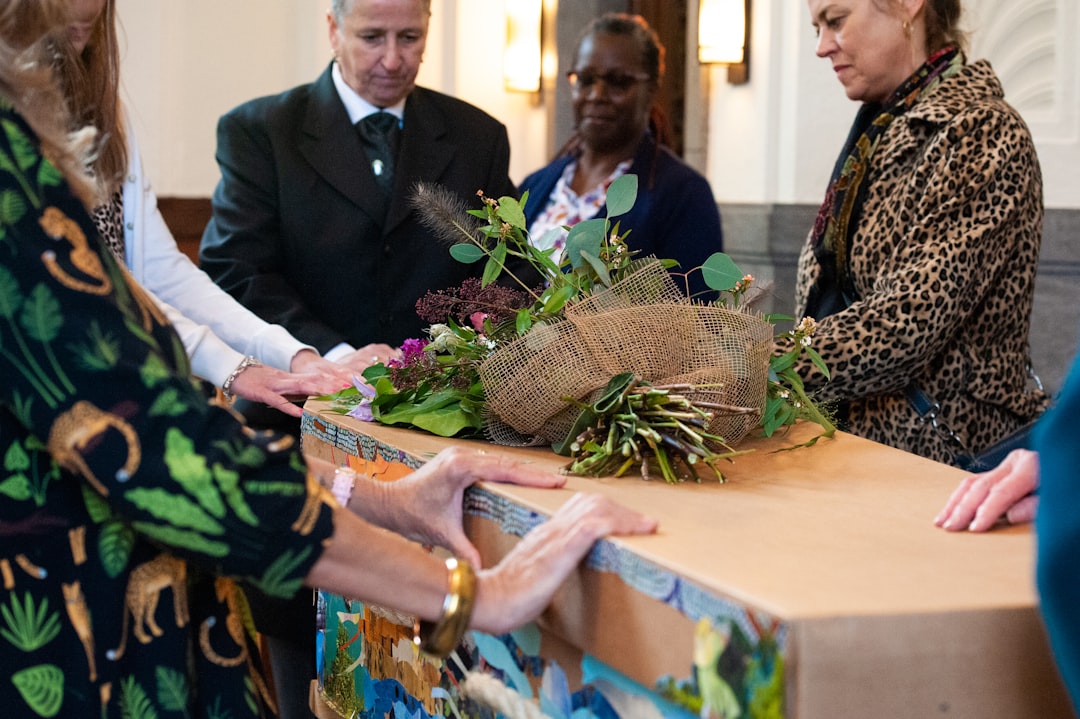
[0,4,656,716]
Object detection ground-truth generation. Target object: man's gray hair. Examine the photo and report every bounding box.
[330,0,432,22]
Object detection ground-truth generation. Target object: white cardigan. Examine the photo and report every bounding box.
[121,129,311,386]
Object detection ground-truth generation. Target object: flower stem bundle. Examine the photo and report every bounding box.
[557,373,757,483]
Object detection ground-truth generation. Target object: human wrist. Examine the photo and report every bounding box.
[221,355,261,401]
[289,348,322,373]
[329,466,357,508]
[413,556,476,658]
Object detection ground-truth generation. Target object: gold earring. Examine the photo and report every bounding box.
[902,19,912,38]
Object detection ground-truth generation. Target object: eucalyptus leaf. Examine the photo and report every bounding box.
[449,243,486,264]
[563,218,606,270]
[700,253,745,292]
[605,174,638,217]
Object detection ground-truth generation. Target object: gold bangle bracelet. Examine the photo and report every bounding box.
[413,557,476,658]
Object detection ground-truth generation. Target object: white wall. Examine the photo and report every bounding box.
[117,0,550,195]
[704,0,1080,209]
[119,0,1080,210]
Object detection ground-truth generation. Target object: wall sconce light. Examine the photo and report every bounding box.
[698,0,750,84]
[503,0,543,94]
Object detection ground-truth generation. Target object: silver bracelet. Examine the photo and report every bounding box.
[221,355,261,401]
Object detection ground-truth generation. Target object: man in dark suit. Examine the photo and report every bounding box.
[198,1,516,716]
[200,0,516,369]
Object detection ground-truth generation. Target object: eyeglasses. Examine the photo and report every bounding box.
[566,70,652,93]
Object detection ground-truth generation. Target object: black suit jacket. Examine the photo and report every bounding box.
[199,64,517,352]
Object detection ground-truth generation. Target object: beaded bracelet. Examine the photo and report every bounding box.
[413,557,476,658]
[221,355,261,401]
[330,466,357,508]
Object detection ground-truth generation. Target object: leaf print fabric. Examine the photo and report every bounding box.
[0,104,335,717]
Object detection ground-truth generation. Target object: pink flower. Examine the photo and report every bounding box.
[469,312,489,332]
[395,338,429,367]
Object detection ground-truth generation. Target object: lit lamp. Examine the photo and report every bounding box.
[698,0,750,84]
[503,0,543,94]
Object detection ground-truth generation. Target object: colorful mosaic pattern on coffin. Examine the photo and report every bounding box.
[304,414,788,718]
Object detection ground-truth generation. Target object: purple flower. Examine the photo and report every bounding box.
[346,377,375,422]
[398,338,430,365]
[346,402,373,422]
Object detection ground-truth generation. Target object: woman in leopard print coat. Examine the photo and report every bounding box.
[796,0,1047,464]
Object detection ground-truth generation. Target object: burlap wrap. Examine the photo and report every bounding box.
[480,260,774,446]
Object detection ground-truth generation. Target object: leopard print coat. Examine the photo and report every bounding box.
[792,60,1048,464]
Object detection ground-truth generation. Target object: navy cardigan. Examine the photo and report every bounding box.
[519,134,724,298]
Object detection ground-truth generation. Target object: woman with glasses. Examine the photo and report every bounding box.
[518,13,724,299]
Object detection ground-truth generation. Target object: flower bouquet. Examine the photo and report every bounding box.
[324,175,834,482]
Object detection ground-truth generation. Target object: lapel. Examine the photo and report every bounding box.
[385,88,455,233]
[298,65,388,224]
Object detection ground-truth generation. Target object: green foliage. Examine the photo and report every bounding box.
[1,441,32,501]
[0,593,61,652]
[119,674,155,719]
[2,118,38,174]
[2,436,55,507]
[148,387,188,417]
[155,665,189,713]
[246,546,314,599]
[556,373,755,483]
[324,623,362,717]
[11,664,64,718]
[211,438,265,468]
[212,462,260,527]
[98,521,135,578]
[132,521,229,558]
[343,175,833,472]
[0,188,28,230]
[124,487,225,535]
[20,283,62,345]
[758,317,836,444]
[8,390,33,426]
[70,321,121,371]
[700,253,744,298]
[163,428,225,517]
[0,263,22,320]
[139,352,171,389]
[0,473,31,501]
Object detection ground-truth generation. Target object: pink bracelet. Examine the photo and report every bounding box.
[331,466,357,508]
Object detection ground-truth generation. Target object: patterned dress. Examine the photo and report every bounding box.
[0,101,335,717]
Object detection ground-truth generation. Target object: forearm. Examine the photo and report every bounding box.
[304,505,449,621]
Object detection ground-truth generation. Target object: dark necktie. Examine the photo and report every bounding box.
[356,111,400,197]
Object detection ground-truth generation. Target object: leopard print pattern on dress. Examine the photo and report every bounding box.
[90,191,125,263]
[792,60,1048,464]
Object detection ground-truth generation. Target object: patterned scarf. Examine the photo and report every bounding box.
[804,47,964,319]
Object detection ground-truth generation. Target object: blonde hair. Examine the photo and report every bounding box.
[0,0,99,208]
[55,0,126,198]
